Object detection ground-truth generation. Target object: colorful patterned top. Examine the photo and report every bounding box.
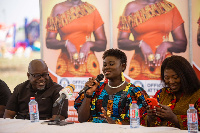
[74,79,149,123]
[141,87,200,130]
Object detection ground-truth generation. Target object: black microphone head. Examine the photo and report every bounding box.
[96,74,104,82]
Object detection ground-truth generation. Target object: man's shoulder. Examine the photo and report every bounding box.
[51,82,63,89]
[14,80,30,91]
[0,79,10,92]
[48,79,63,91]
[0,79,5,85]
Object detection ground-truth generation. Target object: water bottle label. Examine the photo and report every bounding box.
[187,113,197,123]
[192,114,196,122]
[131,109,139,118]
[29,105,37,114]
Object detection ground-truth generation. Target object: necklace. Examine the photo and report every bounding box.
[108,80,126,89]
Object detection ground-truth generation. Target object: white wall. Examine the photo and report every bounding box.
[0,0,40,27]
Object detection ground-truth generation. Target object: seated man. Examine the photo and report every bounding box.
[4,59,68,120]
[0,79,11,118]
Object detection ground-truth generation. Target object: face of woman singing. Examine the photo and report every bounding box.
[164,69,181,93]
[102,56,123,80]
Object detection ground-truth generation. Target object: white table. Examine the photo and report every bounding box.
[0,118,190,133]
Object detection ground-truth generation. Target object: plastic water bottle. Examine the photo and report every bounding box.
[187,104,198,133]
[130,100,140,128]
[29,97,39,122]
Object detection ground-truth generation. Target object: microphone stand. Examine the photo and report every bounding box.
[47,99,74,126]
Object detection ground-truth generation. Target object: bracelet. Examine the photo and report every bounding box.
[65,40,68,47]
[84,92,93,98]
[139,40,143,48]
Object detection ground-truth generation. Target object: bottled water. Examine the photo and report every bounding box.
[29,97,39,122]
[130,100,140,128]
[187,104,198,133]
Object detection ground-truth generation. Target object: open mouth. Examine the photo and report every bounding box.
[104,71,112,75]
[37,81,45,87]
[105,71,110,74]
[37,82,46,90]
[169,85,177,90]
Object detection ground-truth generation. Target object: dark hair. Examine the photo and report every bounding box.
[161,55,200,94]
[102,48,127,71]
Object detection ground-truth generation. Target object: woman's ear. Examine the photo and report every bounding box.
[122,63,126,72]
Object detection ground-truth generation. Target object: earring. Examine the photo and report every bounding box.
[121,72,125,81]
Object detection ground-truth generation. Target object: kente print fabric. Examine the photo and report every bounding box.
[74,79,149,123]
[141,87,200,130]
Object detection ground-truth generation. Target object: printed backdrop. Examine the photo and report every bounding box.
[40,0,193,122]
[191,0,200,80]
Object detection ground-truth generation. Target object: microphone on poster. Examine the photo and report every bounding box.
[78,74,104,95]
[53,84,75,107]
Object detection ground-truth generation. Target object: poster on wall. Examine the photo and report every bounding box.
[191,0,200,80]
[40,0,110,122]
[112,0,190,96]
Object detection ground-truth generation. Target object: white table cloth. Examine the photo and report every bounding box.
[0,118,191,133]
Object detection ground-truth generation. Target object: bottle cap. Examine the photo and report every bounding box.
[189,104,194,107]
[30,97,35,100]
[132,100,137,103]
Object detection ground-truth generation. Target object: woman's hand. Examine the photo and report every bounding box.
[140,41,154,66]
[154,42,171,66]
[146,105,157,126]
[65,40,79,65]
[146,103,180,127]
[79,41,93,64]
[100,107,116,124]
[155,104,178,123]
[84,77,98,96]
[147,105,156,117]
[156,103,180,128]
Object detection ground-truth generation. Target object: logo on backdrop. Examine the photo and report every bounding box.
[133,81,144,88]
[59,78,70,88]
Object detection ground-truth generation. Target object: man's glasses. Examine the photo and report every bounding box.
[29,73,49,79]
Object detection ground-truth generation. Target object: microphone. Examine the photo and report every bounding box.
[78,74,104,95]
[53,84,75,107]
